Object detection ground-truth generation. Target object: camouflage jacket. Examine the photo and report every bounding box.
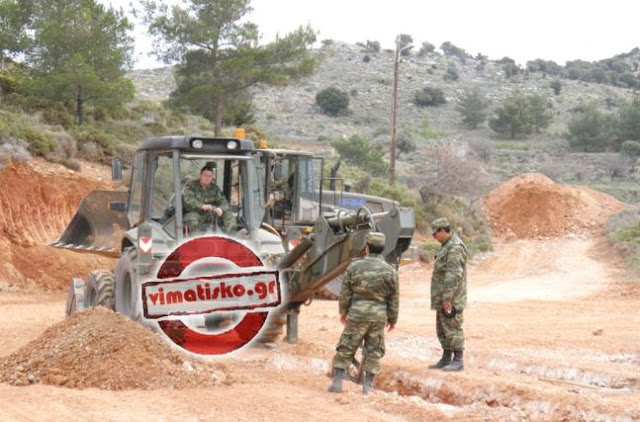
[183,180,229,215]
[430,234,467,310]
[339,254,399,324]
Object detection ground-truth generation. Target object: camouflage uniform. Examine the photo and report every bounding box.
[430,219,467,351]
[183,180,237,233]
[332,234,399,375]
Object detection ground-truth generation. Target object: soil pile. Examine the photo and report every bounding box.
[0,307,228,390]
[0,160,117,290]
[484,173,625,239]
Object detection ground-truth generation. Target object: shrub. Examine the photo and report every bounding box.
[418,41,435,57]
[315,87,349,116]
[443,63,459,81]
[621,140,640,158]
[503,62,520,78]
[62,158,81,171]
[72,127,118,160]
[41,105,74,128]
[412,86,446,107]
[418,242,440,263]
[365,40,380,53]
[549,79,562,95]
[440,41,469,61]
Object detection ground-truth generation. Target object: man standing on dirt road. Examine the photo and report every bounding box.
[328,232,399,395]
[429,217,468,372]
[183,164,236,234]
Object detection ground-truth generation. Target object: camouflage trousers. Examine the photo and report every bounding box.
[184,211,236,234]
[332,320,386,375]
[436,309,464,350]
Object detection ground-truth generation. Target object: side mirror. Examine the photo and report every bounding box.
[111,159,122,181]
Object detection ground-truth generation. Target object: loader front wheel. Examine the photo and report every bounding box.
[259,310,287,343]
[85,269,116,310]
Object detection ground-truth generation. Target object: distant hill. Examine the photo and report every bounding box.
[127,42,640,202]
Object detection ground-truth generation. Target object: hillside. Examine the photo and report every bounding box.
[127,42,640,201]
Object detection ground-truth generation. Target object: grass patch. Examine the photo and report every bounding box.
[494,141,530,151]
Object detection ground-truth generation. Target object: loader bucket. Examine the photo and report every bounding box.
[49,190,129,255]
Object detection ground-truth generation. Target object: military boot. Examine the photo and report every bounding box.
[362,372,375,395]
[328,368,346,393]
[443,350,464,372]
[428,349,452,369]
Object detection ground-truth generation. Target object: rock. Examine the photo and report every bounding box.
[592,327,604,336]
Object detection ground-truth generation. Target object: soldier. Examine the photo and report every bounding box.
[328,232,399,395]
[428,217,468,372]
[183,165,237,234]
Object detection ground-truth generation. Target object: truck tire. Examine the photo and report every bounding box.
[316,273,345,300]
[85,269,116,310]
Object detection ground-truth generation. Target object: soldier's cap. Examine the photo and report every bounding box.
[365,232,386,248]
[431,217,451,231]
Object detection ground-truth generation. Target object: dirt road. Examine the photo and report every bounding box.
[1,235,639,421]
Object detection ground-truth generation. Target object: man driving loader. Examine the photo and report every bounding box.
[183,164,237,235]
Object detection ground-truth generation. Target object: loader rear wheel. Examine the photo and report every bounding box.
[85,269,116,310]
[316,273,345,300]
[259,310,287,343]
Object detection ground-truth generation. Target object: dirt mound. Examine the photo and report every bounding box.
[484,173,626,239]
[0,160,117,290]
[0,307,228,390]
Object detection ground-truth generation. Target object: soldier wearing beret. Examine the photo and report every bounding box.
[328,232,399,395]
[429,217,467,371]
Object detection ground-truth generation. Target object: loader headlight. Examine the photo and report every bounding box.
[192,139,203,149]
[226,141,238,150]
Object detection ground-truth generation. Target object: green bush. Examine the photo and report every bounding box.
[466,234,493,256]
[365,40,380,53]
[443,64,459,81]
[315,87,349,116]
[412,87,446,107]
[615,223,640,243]
[440,42,469,61]
[72,127,118,160]
[418,242,440,263]
[621,140,640,158]
[549,79,563,95]
[418,41,435,57]
[41,105,74,128]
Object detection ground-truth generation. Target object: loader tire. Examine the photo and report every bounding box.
[85,269,116,310]
[316,273,345,300]
[259,310,287,343]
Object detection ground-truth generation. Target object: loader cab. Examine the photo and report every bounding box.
[127,136,265,245]
[259,150,323,230]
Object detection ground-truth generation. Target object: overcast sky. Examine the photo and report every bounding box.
[103,0,640,69]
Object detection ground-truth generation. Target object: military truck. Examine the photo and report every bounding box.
[54,134,415,345]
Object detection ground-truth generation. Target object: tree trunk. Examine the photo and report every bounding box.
[77,86,84,126]
[214,96,223,136]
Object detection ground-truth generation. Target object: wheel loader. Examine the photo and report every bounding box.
[53,133,415,349]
